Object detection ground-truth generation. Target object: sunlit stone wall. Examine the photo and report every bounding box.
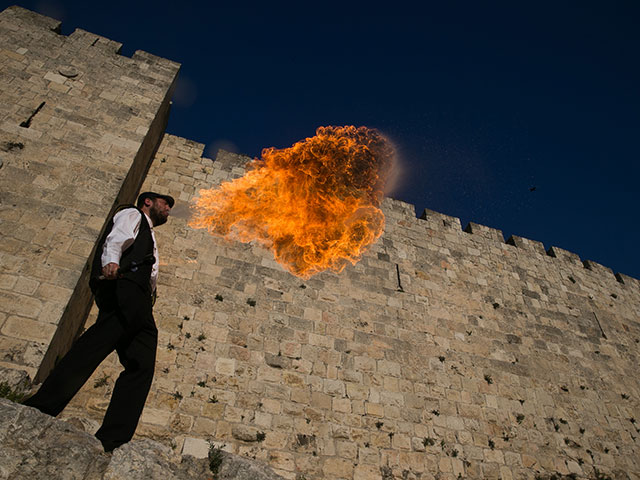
[0,6,179,382]
[66,133,640,480]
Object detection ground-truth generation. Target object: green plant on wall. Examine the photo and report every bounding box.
[0,382,26,402]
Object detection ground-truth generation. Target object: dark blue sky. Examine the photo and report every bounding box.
[9,1,640,279]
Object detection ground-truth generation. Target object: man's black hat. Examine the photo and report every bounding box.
[137,191,175,208]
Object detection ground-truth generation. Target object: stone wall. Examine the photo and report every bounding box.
[2,7,639,480]
[0,6,180,382]
[63,134,640,480]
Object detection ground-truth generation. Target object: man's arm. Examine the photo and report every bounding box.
[101,209,142,279]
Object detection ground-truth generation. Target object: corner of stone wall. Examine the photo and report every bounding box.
[0,5,182,383]
[35,65,179,383]
[132,50,181,74]
[0,5,62,32]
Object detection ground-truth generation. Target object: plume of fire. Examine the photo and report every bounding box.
[189,126,394,278]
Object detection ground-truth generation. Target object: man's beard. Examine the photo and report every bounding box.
[149,204,168,226]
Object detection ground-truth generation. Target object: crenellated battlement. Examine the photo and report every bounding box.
[385,197,638,288]
[1,6,179,72]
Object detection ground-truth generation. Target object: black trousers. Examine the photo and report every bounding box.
[23,280,157,452]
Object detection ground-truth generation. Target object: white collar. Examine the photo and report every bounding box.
[143,212,154,229]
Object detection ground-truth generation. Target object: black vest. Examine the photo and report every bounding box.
[90,206,155,295]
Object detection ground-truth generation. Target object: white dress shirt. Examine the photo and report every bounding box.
[101,208,159,292]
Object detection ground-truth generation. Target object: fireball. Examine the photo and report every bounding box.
[190,126,394,278]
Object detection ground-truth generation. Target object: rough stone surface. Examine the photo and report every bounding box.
[0,398,109,479]
[0,366,31,396]
[232,424,263,442]
[0,398,285,480]
[215,451,288,480]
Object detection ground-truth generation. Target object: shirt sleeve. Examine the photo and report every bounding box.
[101,208,142,267]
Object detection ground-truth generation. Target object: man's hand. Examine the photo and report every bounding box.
[102,262,120,280]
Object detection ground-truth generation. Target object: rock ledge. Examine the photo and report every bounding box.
[0,398,284,480]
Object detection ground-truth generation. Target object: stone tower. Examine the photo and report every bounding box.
[1,7,638,480]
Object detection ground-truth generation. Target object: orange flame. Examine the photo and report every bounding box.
[190,126,394,278]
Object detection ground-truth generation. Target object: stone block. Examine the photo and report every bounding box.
[332,397,351,413]
[354,356,376,372]
[181,436,209,459]
[140,408,171,427]
[311,391,331,410]
[231,424,261,442]
[365,402,384,417]
[322,457,354,478]
[215,358,236,376]
[0,292,43,318]
[13,277,40,295]
[353,464,379,480]
[202,402,224,419]
[2,315,54,343]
